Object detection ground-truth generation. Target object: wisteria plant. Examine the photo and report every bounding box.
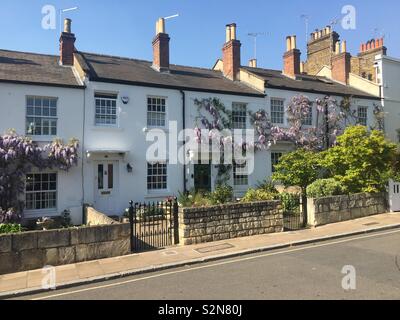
[0,130,79,217]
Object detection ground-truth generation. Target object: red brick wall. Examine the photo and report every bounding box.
[59,32,76,66]
[283,49,301,77]
[332,52,351,84]
[222,40,241,80]
[152,33,170,71]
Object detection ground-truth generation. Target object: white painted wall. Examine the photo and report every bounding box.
[376,54,400,143]
[0,83,85,224]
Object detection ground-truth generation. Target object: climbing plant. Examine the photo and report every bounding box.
[0,130,79,215]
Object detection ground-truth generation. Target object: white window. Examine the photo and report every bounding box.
[232,103,247,129]
[302,106,313,126]
[147,97,166,127]
[357,106,368,126]
[271,152,283,173]
[233,161,248,186]
[147,162,167,190]
[95,93,118,126]
[26,96,57,136]
[25,173,57,210]
[271,98,285,124]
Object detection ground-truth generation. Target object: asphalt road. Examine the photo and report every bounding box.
[13,229,400,300]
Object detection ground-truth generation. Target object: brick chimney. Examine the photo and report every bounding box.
[283,35,301,77]
[331,41,351,84]
[152,18,170,72]
[359,38,387,55]
[222,23,241,80]
[59,19,76,66]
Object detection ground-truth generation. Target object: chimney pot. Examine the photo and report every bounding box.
[341,40,347,53]
[286,36,292,51]
[291,36,297,50]
[64,18,72,33]
[249,59,257,68]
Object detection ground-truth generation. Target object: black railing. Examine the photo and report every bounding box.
[129,198,179,253]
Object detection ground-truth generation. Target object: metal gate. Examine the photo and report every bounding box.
[389,180,400,212]
[283,211,306,231]
[128,199,179,253]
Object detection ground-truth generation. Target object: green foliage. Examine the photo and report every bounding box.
[177,190,212,208]
[306,178,345,198]
[256,179,279,195]
[278,192,301,213]
[320,126,397,193]
[241,189,277,203]
[0,223,22,234]
[390,148,400,181]
[272,149,321,193]
[208,184,233,205]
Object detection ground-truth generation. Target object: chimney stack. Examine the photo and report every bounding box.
[331,40,351,84]
[222,23,241,80]
[283,35,301,77]
[359,38,386,55]
[152,18,170,72]
[59,18,76,66]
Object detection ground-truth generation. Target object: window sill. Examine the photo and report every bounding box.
[143,127,169,133]
[145,192,172,199]
[24,209,58,218]
[28,135,57,143]
[91,126,124,132]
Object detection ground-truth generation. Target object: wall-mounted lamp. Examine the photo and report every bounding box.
[127,163,133,173]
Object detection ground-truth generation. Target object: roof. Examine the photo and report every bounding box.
[75,52,264,97]
[0,49,84,88]
[242,66,379,100]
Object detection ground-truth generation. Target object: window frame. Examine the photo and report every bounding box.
[147,162,168,191]
[357,106,368,126]
[270,98,285,125]
[232,102,247,130]
[25,96,58,137]
[94,93,119,127]
[147,96,167,128]
[233,160,249,187]
[25,172,58,212]
[301,106,313,126]
[271,152,284,173]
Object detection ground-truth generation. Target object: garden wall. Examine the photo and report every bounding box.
[307,192,388,227]
[179,201,283,245]
[0,223,130,275]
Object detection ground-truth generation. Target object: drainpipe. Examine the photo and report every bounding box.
[180,90,187,194]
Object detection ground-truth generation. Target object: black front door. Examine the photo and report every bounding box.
[194,164,211,192]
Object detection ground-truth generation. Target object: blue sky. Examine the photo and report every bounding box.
[0,0,399,70]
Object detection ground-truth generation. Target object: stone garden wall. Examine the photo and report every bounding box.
[179,201,284,245]
[307,192,388,227]
[0,223,130,275]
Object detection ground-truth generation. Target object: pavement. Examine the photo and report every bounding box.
[1,212,400,299]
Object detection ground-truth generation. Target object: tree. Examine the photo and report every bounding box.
[0,130,79,213]
[320,126,397,193]
[272,149,322,215]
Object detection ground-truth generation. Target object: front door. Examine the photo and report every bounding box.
[194,164,211,193]
[94,161,119,215]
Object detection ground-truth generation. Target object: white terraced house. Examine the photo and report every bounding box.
[0,18,383,224]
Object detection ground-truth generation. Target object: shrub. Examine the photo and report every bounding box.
[208,184,233,205]
[306,178,345,198]
[241,189,276,203]
[278,192,301,213]
[178,190,212,208]
[0,208,20,224]
[256,179,279,195]
[0,223,22,234]
[320,126,397,193]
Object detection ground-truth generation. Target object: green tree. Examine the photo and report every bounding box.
[272,149,321,215]
[321,126,397,193]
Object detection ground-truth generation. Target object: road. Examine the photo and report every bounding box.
[13,229,400,300]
